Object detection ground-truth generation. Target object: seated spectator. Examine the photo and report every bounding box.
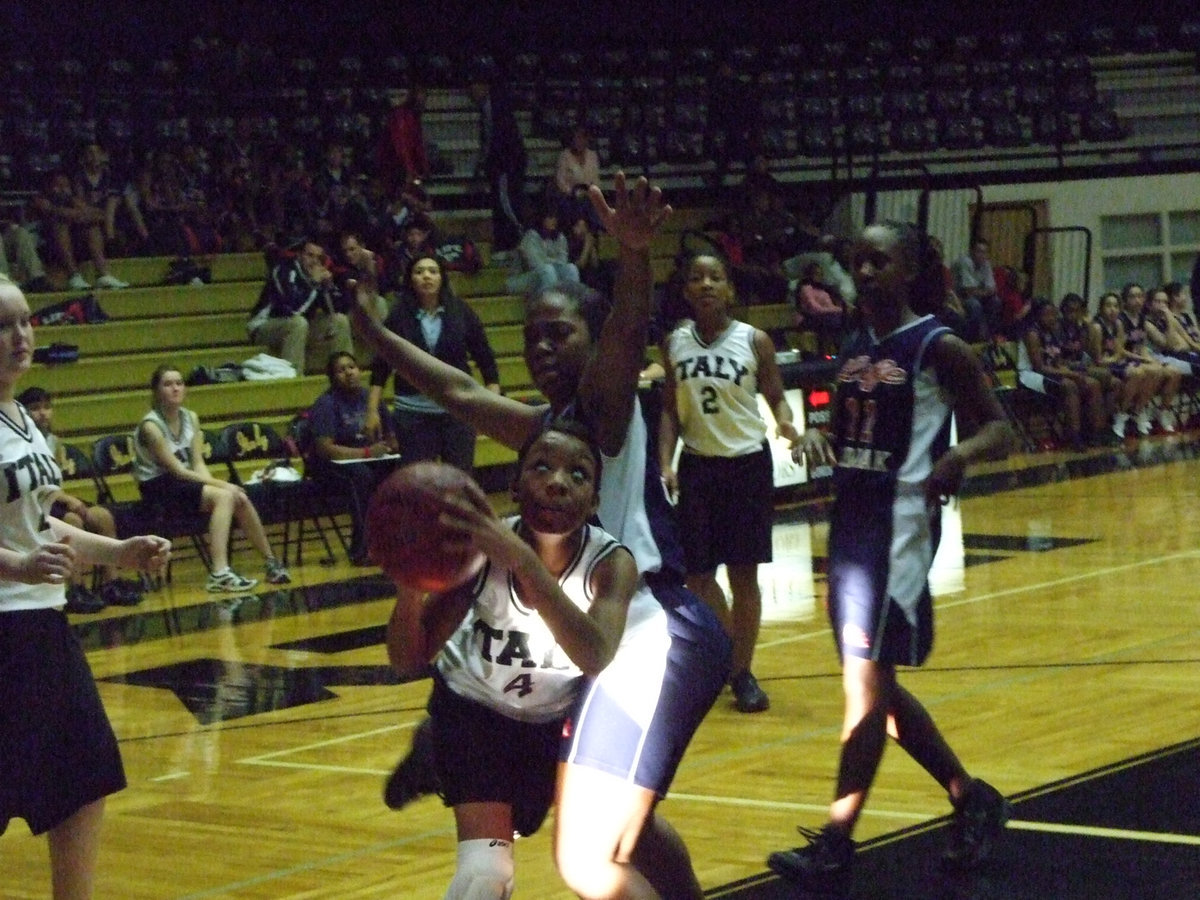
[366,253,500,472]
[506,196,581,297]
[30,171,129,291]
[1120,282,1182,432]
[995,264,1032,338]
[17,386,145,613]
[306,352,399,565]
[132,365,290,591]
[1093,291,1169,437]
[554,125,602,233]
[1058,292,1118,423]
[1016,298,1107,449]
[1143,285,1200,373]
[952,237,1001,340]
[390,212,439,282]
[247,239,354,374]
[74,142,148,258]
[0,217,52,294]
[312,142,358,248]
[334,231,391,365]
[134,146,224,260]
[1168,280,1200,346]
[792,260,845,355]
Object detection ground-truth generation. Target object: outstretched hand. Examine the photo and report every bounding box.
[587,172,672,252]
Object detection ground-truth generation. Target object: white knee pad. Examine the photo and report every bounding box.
[443,838,515,900]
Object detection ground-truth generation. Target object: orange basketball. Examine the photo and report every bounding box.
[366,461,485,592]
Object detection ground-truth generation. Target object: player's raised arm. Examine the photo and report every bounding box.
[577,173,672,455]
[349,283,541,450]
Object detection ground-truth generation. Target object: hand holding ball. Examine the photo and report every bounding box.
[366,462,486,592]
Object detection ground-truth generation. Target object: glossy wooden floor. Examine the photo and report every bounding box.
[5,433,1200,898]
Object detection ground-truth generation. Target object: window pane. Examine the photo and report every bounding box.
[1167,210,1200,245]
[1100,214,1160,250]
[1170,252,1197,283]
[1103,254,1161,291]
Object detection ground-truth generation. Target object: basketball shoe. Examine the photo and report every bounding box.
[767,824,855,885]
[383,718,441,810]
[942,778,1011,869]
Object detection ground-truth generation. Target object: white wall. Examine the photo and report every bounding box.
[860,172,1200,306]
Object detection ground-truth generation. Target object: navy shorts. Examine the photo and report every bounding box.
[677,445,774,573]
[428,673,565,838]
[0,609,126,836]
[138,474,205,512]
[562,576,730,795]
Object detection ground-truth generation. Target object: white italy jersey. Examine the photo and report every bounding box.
[0,403,67,612]
[666,318,766,457]
[132,408,197,482]
[437,519,625,724]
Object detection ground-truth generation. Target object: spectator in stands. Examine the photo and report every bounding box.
[311,143,358,248]
[1092,291,1168,437]
[1058,292,1118,419]
[74,142,148,258]
[17,386,146,613]
[1168,280,1200,345]
[247,239,354,375]
[133,147,224,260]
[793,260,846,356]
[994,264,1031,338]
[553,124,602,233]
[1143,284,1200,385]
[390,213,439,282]
[1017,297,1107,449]
[335,231,391,366]
[0,218,52,294]
[366,253,500,471]
[952,237,1001,340]
[132,364,290,591]
[212,115,272,250]
[306,352,398,565]
[658,251,799,714]
[506,195,582,297]
[377,84,430,198]
[30,171,130,291]
[1120,282,1182,433]
[468,78,528,262]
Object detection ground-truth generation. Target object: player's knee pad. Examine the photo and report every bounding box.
[444,838,514,900]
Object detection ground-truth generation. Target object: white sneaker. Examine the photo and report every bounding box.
[95,273,130,289]
[206,568,258,592]
[1135,410,1153,435]
[67,272,91,291]
[1111,412,1129,438]
[1160,407,1177,433]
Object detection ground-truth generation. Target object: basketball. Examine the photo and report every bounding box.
[366,461,486,592]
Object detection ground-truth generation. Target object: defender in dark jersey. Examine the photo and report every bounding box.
[767,222,1017,888]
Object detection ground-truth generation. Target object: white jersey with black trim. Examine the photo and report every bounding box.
[0,403,67,612]
[666,318,766,457]
[132,408,197,482]
[437,518,628,724]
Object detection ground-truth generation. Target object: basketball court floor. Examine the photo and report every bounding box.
[4,433,1199,898]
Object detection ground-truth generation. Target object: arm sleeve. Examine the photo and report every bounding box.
[463,305,501,385]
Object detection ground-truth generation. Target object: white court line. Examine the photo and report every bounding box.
[759,550,1200,651]
[671,793,1200,847]
[668,791,929,822]
[238,721,410,765]
[1009,819,1200,845]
